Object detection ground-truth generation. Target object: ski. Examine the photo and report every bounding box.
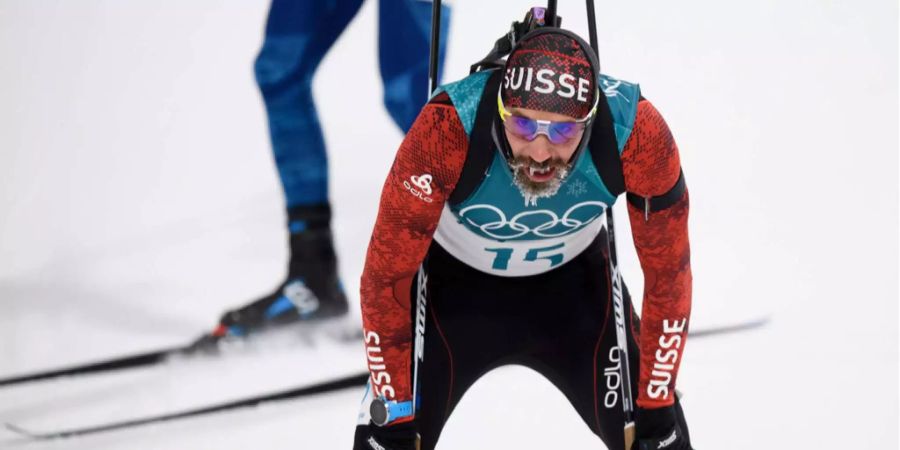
[2,316,769,440]
[0,343,205,388]
[0,316,769,390]
[4,372,370,440]
[688,315,770,338]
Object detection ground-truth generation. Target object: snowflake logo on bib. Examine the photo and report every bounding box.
[566,179,588,198]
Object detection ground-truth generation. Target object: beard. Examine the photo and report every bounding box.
[508,155,571,207]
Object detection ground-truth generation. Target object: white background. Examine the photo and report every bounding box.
[0,0,897,448]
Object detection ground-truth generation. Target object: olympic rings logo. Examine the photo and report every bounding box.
[458,201,607,239]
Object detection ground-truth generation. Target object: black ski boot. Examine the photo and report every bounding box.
[195,204,349,349]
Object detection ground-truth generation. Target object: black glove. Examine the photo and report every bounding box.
[632,405,692,450]
[355,420,419,450]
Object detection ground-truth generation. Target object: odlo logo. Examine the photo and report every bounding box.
[603,347,622,409]
[404,174,434,203]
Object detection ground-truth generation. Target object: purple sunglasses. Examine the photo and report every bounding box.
[497,89,599,145]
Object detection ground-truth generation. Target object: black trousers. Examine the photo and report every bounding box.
[355,236,690,449]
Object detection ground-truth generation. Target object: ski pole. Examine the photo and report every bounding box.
[428,0,443,95]
[583,1,636,448]
[546,0,558,26]
[585,0,598,58]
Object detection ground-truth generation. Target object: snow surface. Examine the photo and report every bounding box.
[0,0,897,449]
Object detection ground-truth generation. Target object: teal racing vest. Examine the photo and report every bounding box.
[432,70,641,277]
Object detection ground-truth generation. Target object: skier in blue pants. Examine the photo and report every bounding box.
[205,0,450,340]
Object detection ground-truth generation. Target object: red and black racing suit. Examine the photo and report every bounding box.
[354,93,692,450]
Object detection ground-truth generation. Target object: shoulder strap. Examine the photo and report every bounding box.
[588,90,626,197]
[448,70,504,205]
